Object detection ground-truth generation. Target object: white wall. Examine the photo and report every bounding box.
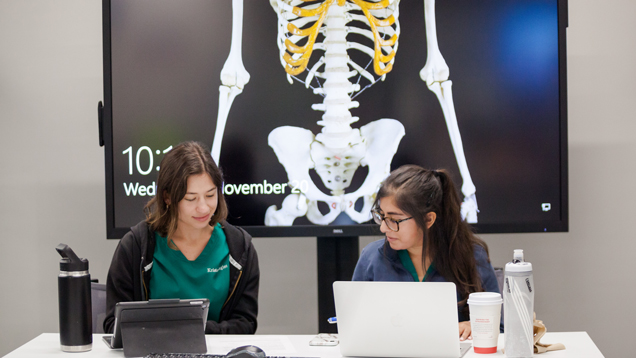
[1,0,634,356]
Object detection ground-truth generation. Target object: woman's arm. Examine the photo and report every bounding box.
[474,245,504,332]
[474,246,500,294]
[206,242,260,334]
[104,235,138,333]
[352,244,374,281]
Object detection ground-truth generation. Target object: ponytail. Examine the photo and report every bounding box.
[430,169,487,316]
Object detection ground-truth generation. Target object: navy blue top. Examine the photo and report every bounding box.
[352,239,503,330]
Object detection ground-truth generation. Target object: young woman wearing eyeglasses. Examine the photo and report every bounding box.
[352,165,502,340]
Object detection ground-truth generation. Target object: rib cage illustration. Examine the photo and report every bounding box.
[212,0,479,226]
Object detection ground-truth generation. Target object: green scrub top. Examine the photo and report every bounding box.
[397,250,436,282]
[150,223,230,322]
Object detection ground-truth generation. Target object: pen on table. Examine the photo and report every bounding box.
[327,317,337,324]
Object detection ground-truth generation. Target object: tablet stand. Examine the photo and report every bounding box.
[317,236,359,334]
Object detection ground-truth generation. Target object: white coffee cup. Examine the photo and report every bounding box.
[467,292,502,354]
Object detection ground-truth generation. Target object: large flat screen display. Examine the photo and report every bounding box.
[101,0,568,238]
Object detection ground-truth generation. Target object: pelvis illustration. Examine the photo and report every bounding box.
[212,0,478,226]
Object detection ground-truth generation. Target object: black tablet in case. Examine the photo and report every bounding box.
[103,298,209,357]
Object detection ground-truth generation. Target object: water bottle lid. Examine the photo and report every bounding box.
[505,261,532,272]
[56,244,89,272]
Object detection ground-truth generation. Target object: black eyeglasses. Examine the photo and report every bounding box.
[372,210,413,232]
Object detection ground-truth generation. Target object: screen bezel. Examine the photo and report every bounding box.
[101,0,569,239]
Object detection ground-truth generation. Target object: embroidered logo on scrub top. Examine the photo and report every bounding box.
[207,264,228,273]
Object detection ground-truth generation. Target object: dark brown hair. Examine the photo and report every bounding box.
[373,165,489,314]
[144,141,228,238]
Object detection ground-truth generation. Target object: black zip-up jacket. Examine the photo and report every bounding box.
[104,220,259,334]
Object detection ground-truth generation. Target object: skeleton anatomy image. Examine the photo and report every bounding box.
[211,0,479,226]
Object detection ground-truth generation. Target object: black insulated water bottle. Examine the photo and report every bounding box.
[56,243,92,352]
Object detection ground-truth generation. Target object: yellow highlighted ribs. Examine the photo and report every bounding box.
[281,0,398,77]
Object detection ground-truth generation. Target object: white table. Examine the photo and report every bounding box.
[5,332,603,358]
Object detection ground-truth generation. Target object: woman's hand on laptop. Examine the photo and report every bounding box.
[458,321,472,341]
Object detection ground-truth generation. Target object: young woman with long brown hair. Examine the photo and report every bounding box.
[104,141,259,334]
[352,165,501,340]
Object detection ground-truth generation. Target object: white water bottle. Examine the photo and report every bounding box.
[504,249,534,357]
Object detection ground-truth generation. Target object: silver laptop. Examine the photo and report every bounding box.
[333,281,470,358]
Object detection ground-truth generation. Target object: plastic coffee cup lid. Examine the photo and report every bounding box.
[467,292,502,305]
